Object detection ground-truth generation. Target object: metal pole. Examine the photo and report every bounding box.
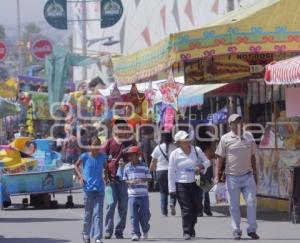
[82,0,88,80]
[17,0,22,74]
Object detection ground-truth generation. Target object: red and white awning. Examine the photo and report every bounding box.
[265,56,300,85]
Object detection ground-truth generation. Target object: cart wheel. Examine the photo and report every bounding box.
[22,198,29,208]
[50,200,58,209]
[65,195,74,208]
[3,200,11,208]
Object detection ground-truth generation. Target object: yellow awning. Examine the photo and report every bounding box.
[112,0,300,84]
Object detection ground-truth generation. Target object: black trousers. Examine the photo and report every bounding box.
[176,182,201,235]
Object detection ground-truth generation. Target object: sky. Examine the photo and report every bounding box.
[0,0,46,28]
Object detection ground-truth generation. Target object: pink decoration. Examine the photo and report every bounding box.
[160,5,166,34]
[142,27,152,47]
[185,0,194,26]
[211,0,219,14]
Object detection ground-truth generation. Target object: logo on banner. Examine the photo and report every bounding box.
[44,0,68,30]
[101,0,123,28]
[31,38,53,60]
[0,40,8,62]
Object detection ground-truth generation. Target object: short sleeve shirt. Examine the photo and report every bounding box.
[81,152,107,192]
[123,162,152,198]
[215,131,256,176]
[151,143,177,171]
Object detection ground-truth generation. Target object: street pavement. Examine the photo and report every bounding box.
[0,191,299,243]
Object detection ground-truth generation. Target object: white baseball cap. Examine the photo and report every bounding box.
[174,130,190,142]
[228,114,242,124]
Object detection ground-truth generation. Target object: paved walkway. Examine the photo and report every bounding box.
[0,191,299,242]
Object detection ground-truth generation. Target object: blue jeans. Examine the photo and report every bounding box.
[83,191,105,240]
[105,181,128,235]
[129,196,151,237]
[226,173,257,234]
[156,170,176,215]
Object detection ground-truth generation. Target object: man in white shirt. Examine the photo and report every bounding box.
[168,130,210,240]
[215,114,259,240]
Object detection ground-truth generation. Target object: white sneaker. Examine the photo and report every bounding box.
[132,234,140,241]
[141,232,148,240]
[95,240,103,243]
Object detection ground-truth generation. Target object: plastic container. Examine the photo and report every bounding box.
[105,185,114,205]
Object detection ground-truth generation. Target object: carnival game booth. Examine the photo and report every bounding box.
[0,137,74,209]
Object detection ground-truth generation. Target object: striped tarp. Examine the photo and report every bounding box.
[265,56,300,85]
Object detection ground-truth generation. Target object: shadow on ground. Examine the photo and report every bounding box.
[211,205,289,222]
[0,218,80,223]
[0,237,70,243]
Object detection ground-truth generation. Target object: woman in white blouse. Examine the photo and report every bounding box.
[168,130,211,240]
[150,132,177,217]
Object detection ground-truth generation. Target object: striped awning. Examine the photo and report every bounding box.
[265,56,300,85]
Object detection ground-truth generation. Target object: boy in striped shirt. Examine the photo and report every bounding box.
[123,146,152,241]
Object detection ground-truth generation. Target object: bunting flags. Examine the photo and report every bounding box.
[211,0,219,14]
[142,27,151,47]
[185,0,194,26]
[172,0,181,31]
[160,5,166,34]
[135,0,141,8]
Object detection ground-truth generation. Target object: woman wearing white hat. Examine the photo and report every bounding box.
[168,130,211,240]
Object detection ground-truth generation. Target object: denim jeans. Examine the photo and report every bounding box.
[226,173,257,234]
[105,181,128,235]
[129,196,151,237]
[83,191,105,240]
[156,170,176,215]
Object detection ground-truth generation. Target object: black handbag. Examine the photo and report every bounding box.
[195,173,215,192]
[194,146,215,192]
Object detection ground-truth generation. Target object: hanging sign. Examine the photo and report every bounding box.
[31,38,53,60]
[44,0,68,30]
[101,0,123,28]
[0,40,8,62]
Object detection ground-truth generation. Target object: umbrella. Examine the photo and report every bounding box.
[0,98,20,118]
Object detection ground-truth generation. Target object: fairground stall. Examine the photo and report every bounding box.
[111,0,300,211]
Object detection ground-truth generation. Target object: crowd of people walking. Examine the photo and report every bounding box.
[69,114,259,242]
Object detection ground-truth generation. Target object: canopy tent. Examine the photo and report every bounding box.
[0,98,20,119]
[99,77,235,108]
[265,56,300,85]
[112,0,300,85]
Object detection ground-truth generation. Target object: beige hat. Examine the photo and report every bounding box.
[228,114,242,124]
[174,130,189,142]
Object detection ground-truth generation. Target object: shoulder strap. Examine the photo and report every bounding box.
[194,146,199,158]
[159,145,169,162]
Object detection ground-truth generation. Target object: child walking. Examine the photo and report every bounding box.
[123,146,152,241]
[75,137,107,243]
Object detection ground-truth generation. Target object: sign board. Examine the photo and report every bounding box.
[101,0,123,28]
[31,38,53,60]
[0,40,8,62]
[44,0,68,30]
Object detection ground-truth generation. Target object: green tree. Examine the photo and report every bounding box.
[0,24,6,40]
[23,23,41,44]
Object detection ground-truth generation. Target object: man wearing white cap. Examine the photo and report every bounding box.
[215,114,259,240]
[168,130,211,240]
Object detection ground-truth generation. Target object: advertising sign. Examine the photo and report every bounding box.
[44,0,68,30]
[31,38,53,60]
[101,0,123,28]
[0,40,8,62]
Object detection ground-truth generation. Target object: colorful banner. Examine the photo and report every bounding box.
[0,79,18,98]
[158,72,183,110]
[112,0,300,84]
[31,92,51,120]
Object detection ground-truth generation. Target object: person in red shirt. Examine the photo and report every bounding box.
[102,119,136,240]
